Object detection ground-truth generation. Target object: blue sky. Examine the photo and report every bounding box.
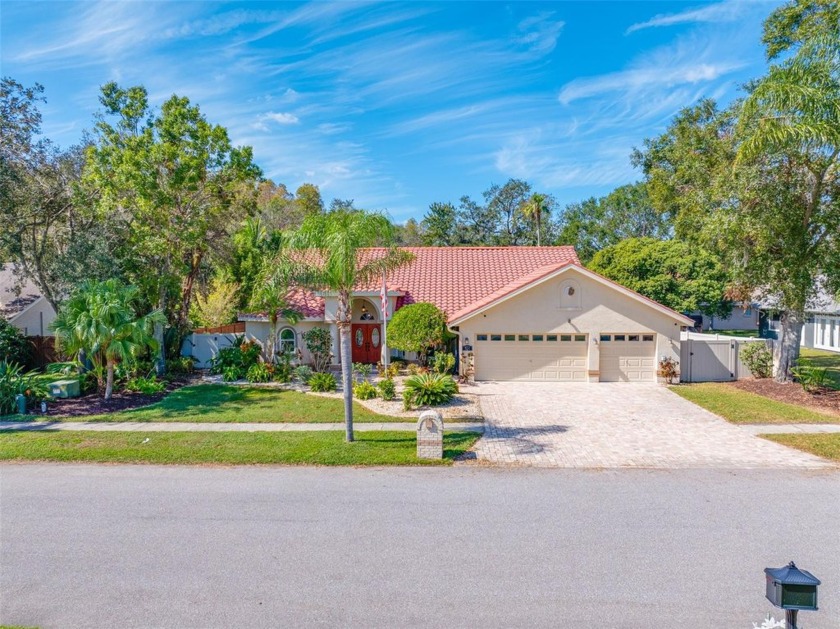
[2,1,780,222]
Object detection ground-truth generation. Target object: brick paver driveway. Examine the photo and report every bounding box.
[471,382,834,469]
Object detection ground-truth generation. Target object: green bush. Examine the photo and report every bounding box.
[792,361,829,393]
[222,365,243,382]
[354,381,378,400]
[378,378,396,401]
[294,365,313,384]
[740,342,773,378]
[46,361,78,375]
[407,363,427,376]
[124,375,166,394]
[353,362,373,381]
[387,302,448,363]
[0,320,30,366]
[301,327,332,373]
[402,372,458,410]
[308,372,337,392]
[210,337,261,375]
[273,351,293,383]
[246,363,274,383]
[167,356,196,376]
[0,361,50,416]
[432,352,456,375]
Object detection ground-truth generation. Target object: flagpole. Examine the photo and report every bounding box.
[381,272,388,368]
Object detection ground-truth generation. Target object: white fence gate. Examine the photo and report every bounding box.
[680,333,770,383]
[181,332,241,369]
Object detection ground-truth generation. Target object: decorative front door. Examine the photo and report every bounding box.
[351,323,381,364]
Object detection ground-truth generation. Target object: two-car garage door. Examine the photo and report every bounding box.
[474,333,588,381]
[474,332,657,382]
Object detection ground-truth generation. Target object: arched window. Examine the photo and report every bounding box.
[279,328,296,354]
[559,280,581,309]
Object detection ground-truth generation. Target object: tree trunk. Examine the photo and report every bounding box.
[105,359,115,400]
[338,291,354,442]
[774,310,804,383]
[536,215,541,247]
[155,282,167,376]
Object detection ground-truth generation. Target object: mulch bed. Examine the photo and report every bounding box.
[26,378,196,419]
[729,378,840,417]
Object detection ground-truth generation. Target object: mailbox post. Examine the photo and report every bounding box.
[764,561,821,629]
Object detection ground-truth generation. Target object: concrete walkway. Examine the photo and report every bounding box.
[0,421,483,433]
[471,382,834,469]
[739,423,840,435]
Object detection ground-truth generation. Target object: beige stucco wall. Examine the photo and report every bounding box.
[9,298,56,337]
[243,320,327,366]
[457,267,683,382]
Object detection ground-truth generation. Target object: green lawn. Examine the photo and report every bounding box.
[800,348,840,390]
[14,384,406,423]
[670,383,839,424]
[0,430,479,466]
[701,329,759,338]
[762,433,840,462]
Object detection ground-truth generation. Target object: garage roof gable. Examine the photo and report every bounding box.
[448,263,696,327]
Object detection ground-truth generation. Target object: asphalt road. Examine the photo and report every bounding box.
[1,464,838,628]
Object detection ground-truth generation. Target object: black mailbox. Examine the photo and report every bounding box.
[765,562,820,611]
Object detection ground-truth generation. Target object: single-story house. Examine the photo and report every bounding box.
[0,263,56,337]
[803,295,839,354]
[760,284,840,354]
[238,247,693,383]
[690,304,760,333]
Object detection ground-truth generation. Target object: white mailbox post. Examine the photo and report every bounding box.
[417,410,444,460]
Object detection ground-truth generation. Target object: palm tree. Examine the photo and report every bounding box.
[250,254,301,363]
[51,280,165,400]
[522,193,550,246]
[289,210,414,442]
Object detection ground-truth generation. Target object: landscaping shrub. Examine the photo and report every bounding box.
[222,365,243,382]
[124,375,166,394]
[740,342,773,379]
[432,352,456,375]
[301,327,332,373]
[657,356,680,384]
[353,381,378,400]
[353,362,373,382]
[246,363,274,383]
[46,361,78,376]
[407,363,427,376]
[378,378,396,401]
[0,361,50,416]
[210,336,261,376]
[0,320,30,367]
[792,361,829,393]
[383,363,400,379]
[167,356,196,376]
[387,302,448,364]
[294,365,313,384]
[273,351,293,383]
[309,372,337,392]
[402,372,458,410]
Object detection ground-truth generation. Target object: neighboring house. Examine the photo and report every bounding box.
[802,294,839,354]
[760,285,840,354]
[693,304,760,332]
[0,264,56,337]
[236,247,693,383]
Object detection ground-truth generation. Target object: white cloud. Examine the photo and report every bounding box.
[558,61,743,104]
[263,111,300,125]
[516,13,565,56]
[626,1,746,34]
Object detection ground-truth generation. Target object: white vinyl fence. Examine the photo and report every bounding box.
[679,333,771,383]
[181,332,241,369]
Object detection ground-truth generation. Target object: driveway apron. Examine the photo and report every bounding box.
[471,382,833,469]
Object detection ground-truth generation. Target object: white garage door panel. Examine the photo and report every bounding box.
[599,336,656,382]
[475,337,587,382]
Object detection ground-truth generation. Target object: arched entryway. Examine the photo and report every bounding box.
[350,298,382,364]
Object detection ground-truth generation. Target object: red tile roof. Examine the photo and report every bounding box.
[242,246,580,321]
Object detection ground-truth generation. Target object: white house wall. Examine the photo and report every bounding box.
[458,267,682,382]
[9,298,56,337]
